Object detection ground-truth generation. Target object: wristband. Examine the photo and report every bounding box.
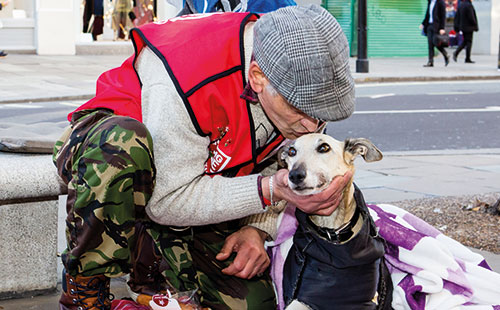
[257,176,270,209]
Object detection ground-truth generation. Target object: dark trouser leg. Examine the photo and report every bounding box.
[150,221,276,310]
[427,25,435,63]
[436,44,448,59]
[53,109,155,278]
[455,36,466,57]
[463,32,473,61]
[428,25,448,63]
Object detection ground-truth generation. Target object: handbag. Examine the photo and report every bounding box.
[434,33,450,48]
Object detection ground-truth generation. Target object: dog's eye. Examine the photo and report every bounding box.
[317,143,331,153]
[287,147,297,157]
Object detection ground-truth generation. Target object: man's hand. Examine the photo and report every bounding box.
[273,169,353,216]
[419,24,424,30]
[439,29,446,35]
[216,226,270,279]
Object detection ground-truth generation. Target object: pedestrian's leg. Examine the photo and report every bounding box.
[54,110,156,309]
[427,26,435,64]
[455,38,465,59]
[437,45,449,66]
[464,32,474,62]
[151,221,276,310]
[424,25,435,66]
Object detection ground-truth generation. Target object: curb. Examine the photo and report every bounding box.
[354,75,500,84]
[381,148,500,157]
[0,94,93,104]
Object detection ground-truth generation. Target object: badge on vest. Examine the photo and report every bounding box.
[206,141,232,173]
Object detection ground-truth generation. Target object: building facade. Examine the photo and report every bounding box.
[324,0,500,57]
[0,0,498,56]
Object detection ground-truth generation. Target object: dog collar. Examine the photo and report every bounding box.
[308,206,361,243]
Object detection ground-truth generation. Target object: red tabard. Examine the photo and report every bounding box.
[71,12,284,177]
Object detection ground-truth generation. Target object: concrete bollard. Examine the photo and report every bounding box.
[0,153,64,299]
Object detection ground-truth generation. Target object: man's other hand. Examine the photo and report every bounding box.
[273,169,353,216]
[439,29,446,35]
[216,226,270,279]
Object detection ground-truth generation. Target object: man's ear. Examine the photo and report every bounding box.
[277,144,290,170]
[248,61,267,94]
[343,138,383,165]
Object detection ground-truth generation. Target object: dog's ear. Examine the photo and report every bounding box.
[343,138,383,165]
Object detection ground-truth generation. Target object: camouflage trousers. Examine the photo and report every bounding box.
[53,109,276,310]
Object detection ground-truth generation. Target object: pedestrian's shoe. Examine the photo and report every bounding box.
[0,50,7,57]
[453,52,458,62]
[423,62,433,67]
[59,272,113,310]
[465,59,475,63]
[444,54,449,66]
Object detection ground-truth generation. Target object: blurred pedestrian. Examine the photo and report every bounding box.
[0,0,9,57]
[420,0,450,67]
[112,0,132,40]
[83,0,104,41]
[453,0,478,63]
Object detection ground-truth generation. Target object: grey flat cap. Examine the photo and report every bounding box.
[253,4,355,122]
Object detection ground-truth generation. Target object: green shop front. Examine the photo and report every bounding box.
[323,0,429,57]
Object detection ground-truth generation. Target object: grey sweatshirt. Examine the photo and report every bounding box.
[136,22,280,239]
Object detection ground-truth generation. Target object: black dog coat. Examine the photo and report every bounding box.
[283,186,392,310]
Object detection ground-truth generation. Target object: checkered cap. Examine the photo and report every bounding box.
[253,4,355,122]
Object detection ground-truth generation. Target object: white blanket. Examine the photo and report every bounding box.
[269,203,500,310]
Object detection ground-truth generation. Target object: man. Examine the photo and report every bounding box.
[420,0,449,67]
[453,0,478,63]
[53,4,355,310]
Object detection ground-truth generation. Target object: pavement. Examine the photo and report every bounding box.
[0,49,499,308]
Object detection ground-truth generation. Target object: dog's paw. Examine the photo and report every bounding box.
[269,200,287,213]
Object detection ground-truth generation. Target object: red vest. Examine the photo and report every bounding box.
[71,12,284,177]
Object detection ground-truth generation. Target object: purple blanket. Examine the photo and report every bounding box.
[269,203,500,310]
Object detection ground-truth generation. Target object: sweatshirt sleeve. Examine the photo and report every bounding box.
[136,46,269,227]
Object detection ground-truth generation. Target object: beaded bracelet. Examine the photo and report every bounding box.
[269,175,275,206]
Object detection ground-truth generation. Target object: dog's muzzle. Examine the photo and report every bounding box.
[289,168,306,186]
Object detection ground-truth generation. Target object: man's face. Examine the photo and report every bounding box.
[258,83,320,140]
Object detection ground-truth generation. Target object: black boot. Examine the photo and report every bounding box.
[127,222,171,305]
[423,61,433,67]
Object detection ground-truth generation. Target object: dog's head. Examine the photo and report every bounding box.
[280,134,383,195]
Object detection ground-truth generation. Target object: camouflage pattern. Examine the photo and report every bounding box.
[53,109,156,277]
[54,109,276,309]
[149,221,276,310]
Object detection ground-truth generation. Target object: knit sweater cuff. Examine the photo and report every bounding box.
[241,210,279,241]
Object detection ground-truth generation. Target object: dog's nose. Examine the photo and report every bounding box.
[289,168,306,184]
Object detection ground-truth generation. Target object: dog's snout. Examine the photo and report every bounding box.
[289,168,306,185]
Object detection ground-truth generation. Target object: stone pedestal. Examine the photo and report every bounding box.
[0,153,63,299]
[0,200,58,299]
[36,0,75,55]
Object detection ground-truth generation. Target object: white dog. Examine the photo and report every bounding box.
[275,134,392,310]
